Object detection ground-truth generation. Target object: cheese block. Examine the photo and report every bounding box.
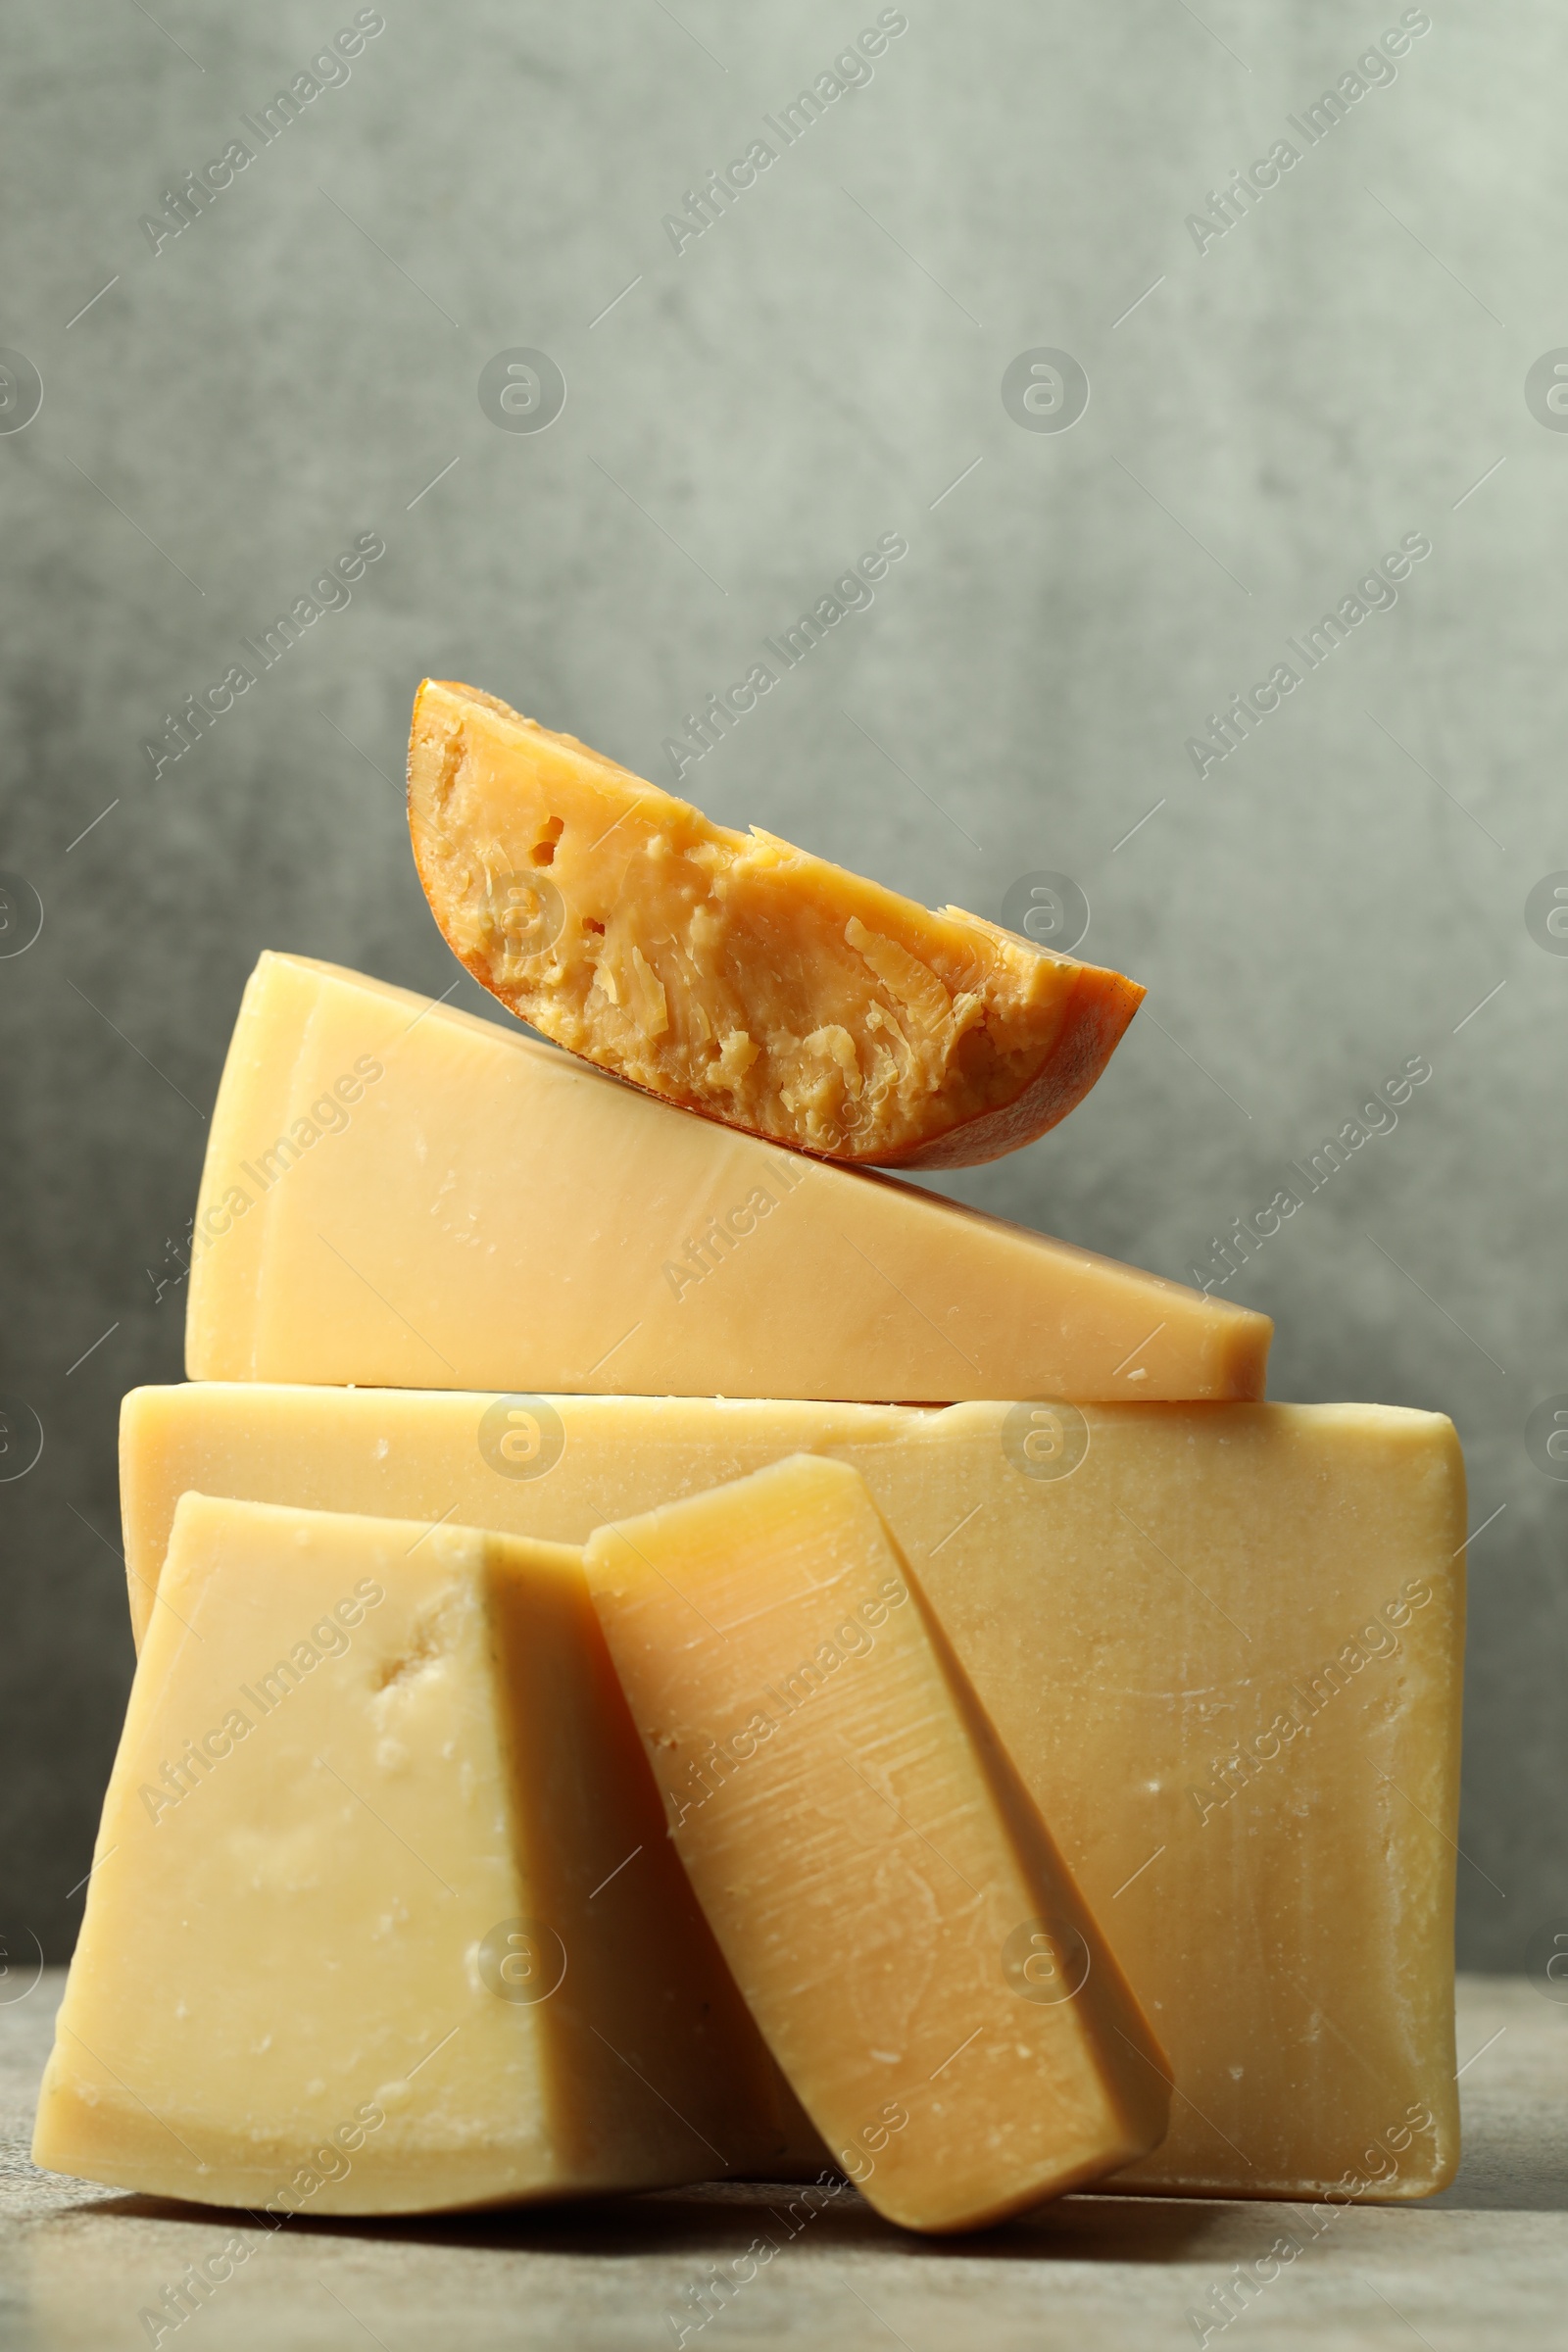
[582,1453,1170,2230]
[34,1493,821,2213]
[121,1384,1464,2199]
[184,952,1269,1402]
[407,677,1145,1169]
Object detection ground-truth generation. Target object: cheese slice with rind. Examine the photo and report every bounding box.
[582,1453,1170,2231]
[407,678,1145,1169]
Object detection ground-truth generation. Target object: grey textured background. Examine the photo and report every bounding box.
[0,0,1561,1968]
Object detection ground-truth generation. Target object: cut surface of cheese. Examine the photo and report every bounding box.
[184,952,1269,1403]
[582,1454,1169,2230]
[122,1385,1463,2199]
[35,1493,819,2213]
[407,677,1145,1169]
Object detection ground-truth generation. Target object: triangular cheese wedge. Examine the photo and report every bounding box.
[33,1494,821,2213]
[185,953,1269,1402]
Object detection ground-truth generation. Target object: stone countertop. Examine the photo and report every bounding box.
[2,1972,1563,2351]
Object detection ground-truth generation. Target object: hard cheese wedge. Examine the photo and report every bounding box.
[408,677,1145,1169]
[35,1493,819,2213]
[121,1384,1463,2198]
[184,951,1269,1402]
[582,1453,1169,2230]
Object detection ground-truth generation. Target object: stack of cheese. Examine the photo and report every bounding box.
[33,683,1465,2232]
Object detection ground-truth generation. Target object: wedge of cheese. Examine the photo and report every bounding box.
[34,1494,820,2213]
[121,1385,1464,2199]
[583,1454,1170,2230]
[184,952,1269,1402]
[407,679,1145,1169]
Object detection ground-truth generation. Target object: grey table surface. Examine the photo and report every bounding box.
[0,1972,1562,2351]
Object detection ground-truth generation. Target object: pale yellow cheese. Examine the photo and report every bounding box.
[582,1453,1170,2230]
[183,953,1269,1402]
[120,1385,1465,2199]
[35,1493,819,2213]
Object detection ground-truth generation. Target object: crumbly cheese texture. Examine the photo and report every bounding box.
[183,951,1269,1404]
[121,1387,1463,2200]
[582,1455,1169,2231]
[34,1494,819,2214]
[407,679,1145,1169]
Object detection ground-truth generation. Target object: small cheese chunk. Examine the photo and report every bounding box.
[34,1494,819,2214]
[407,678,1146,1168]
[184,952,1270,1403]
[120,1385,1462,2200]
[581,1454,1170,2231]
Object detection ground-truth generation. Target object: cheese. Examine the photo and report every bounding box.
[34,1493,821,2213]
[581,1453,1170,2230]
[407,678,1146,1169]
[184,952,1269,1403]
[120,1386,1463,2198]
